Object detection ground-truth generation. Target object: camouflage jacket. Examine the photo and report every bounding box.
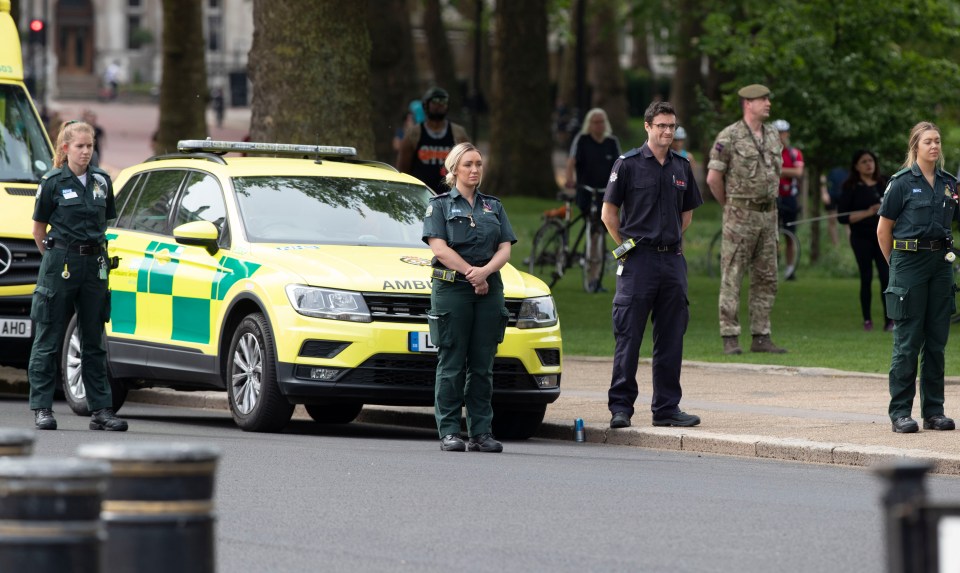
[708,120,782,201]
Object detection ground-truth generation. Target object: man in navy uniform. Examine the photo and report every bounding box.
[601,100,703,429]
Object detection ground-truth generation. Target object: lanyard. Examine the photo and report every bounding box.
[742,121,768,166]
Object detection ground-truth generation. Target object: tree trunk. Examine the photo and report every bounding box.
[457,0,492,139]
[670,0,703,146]
[248,0,374,157]
[630,15,651,71]
[369,0,418,163]
[487,0,554,198]
[586,0,629,138]
[421,0,462,119]
[157,0,208,155]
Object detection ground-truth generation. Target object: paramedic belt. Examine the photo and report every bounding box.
[727,197,776,212]
[893,239,946,252]
[635,241,681,254]
[53,242,104,256]
[431,268,469,283]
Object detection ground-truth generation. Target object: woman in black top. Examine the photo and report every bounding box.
[837,149,892,331]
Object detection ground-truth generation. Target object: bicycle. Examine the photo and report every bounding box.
[705,225,801,281]
[527,185,607,291]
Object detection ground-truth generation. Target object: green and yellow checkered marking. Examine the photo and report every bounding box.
[110,240,259,344]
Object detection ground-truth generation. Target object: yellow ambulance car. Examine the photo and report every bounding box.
[62,140,562,438]
[0,0,55,368]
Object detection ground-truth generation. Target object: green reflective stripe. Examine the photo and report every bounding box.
[212,256,261,301]
[137,241,181,295]
[110,290,137,334]
[171,296,210,343]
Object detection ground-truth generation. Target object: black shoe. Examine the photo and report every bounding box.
[467,433,503,453]
[923,415,956,431]
[440,433,466,452]
[653,411,701,427]
[89,408,128,432]
[34,408,57,431]
[610,411,631,429]
[892,416,919,433]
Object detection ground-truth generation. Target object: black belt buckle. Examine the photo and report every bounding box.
[431,268,456,282]
[893,239,917,252]
[656,244,669,252]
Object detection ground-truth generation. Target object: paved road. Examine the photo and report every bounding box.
[8,398,960,572]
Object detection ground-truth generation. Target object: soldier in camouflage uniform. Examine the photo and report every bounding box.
[706,84,788,355]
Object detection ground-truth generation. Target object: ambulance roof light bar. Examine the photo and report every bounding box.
[177,139,357,158]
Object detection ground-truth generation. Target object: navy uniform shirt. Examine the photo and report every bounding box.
[603,143,703,246]
[878,163,958,241]
[421,188,517,266]
[34,166,117,244]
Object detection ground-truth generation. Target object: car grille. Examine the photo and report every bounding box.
[0,239,41,287]
[299,340,349,359]
[362,293,523,326]
[336,354,537,390]
[5,187,36,197]
[535,348,561,367]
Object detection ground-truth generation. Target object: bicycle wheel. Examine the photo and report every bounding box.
[778,227,801,280]
[706,229,722,278]
[529,220,567,286]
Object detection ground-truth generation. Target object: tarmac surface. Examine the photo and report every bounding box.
[3,358,959,475]
[23,100,959,475]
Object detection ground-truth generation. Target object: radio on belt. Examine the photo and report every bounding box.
[612,239,636,259]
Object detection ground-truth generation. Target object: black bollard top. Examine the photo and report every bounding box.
[77,442,221,463]
[0,457,110,479]
[0,428,35,446]
[873,458,934,481]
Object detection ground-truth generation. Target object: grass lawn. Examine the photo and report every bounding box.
[505,194,960,376]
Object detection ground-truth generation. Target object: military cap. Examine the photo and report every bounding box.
[737,84,771,99]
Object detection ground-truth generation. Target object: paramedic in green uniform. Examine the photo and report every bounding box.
[422,142,516,453]
[877,121,956,434]
[27,120,128,432]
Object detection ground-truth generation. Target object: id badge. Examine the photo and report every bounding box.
[97,257,108,281]
[616,262,624,276]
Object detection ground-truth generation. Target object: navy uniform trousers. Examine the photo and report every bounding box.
[609,248,688,418]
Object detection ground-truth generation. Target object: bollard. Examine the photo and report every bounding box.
[0,457,110,573]
[77,442,221,573]
[874,459,933,573]
[0,428,36,456]
[573,418,585,442]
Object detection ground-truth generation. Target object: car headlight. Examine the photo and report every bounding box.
[285,285,372,323]
[516,296,558,329]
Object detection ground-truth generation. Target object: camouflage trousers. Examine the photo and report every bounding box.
[718,205,779,337]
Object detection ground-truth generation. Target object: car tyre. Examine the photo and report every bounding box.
[226,312,294,432]
[304,402,363,424]
[492,404,547,440]
[60,314,128,416]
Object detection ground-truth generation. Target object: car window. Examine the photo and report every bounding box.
[174,171,230,246]
[114,173,144,227]
[122,170,186,234]
[232,176,433,246]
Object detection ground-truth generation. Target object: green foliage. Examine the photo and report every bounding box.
[699,0,960,174]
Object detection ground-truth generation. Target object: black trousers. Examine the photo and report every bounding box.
[608,248,688,419]
[850,234,889,322]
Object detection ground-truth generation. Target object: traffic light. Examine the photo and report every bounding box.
[28,19,45,46]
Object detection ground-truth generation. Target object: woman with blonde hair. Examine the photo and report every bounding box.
[877,121,956,434]
[27,120,128,432]
[422,142,516,452]
[563,108,621,292]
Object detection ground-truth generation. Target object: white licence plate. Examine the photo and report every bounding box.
[408,332,438,353]
[0,318,31,338]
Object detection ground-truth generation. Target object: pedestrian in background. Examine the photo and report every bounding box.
[670,126,696,168]
[28,120,128,432]
[837,149,891,332]
[877,121,956,434]
[706,84,787,355]
[422,142,516,452]
[564,107,621,293]
[773,119,803,281]
[397,87,469,193]
[602,101,702,430]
